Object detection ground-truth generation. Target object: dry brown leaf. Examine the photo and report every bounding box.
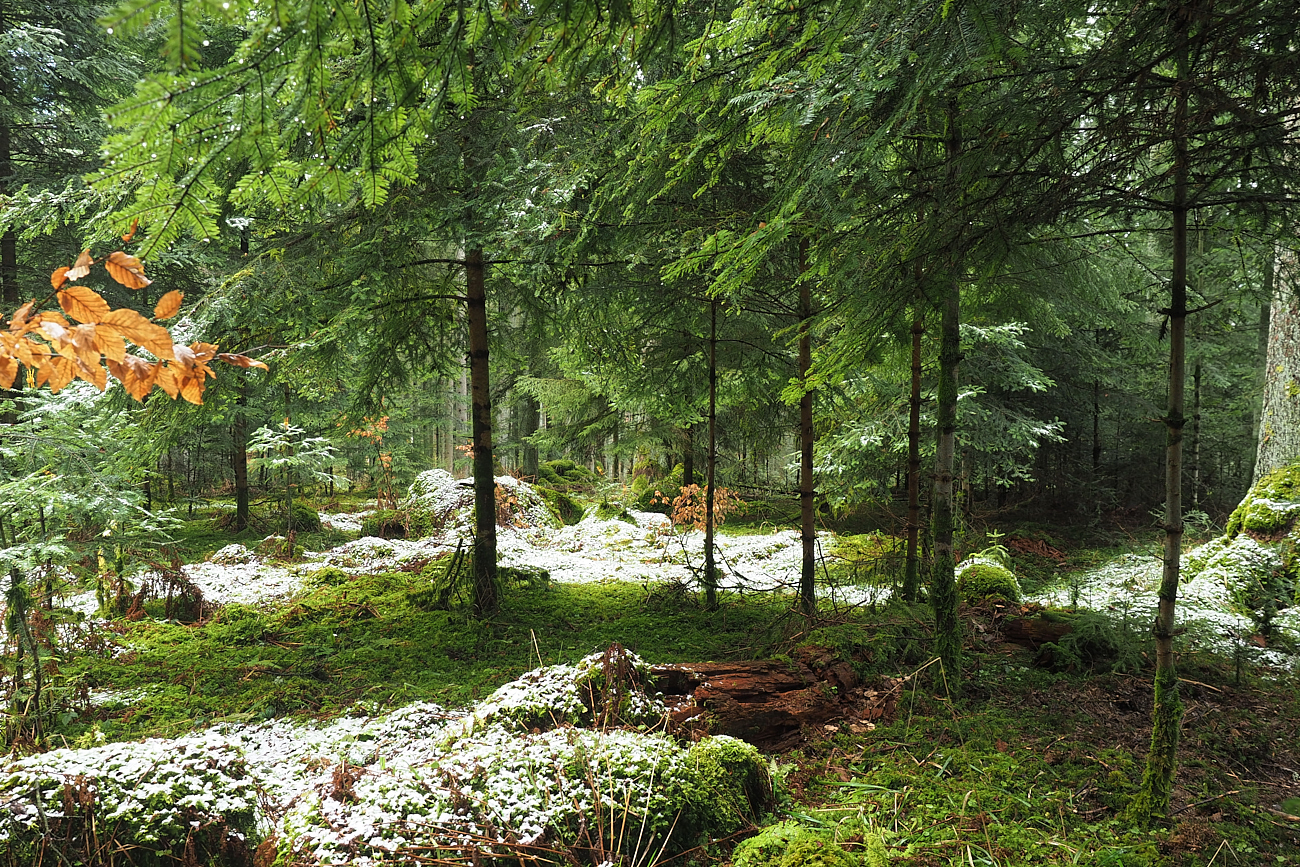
[104,251,151,289]
[95,325,127,364]
[10,302,34,331]
[154,362,179,398]
[217,352,270,370]
[67,249,93,281]
[43,356,77,393]
[153,290,183,320]
[58,286,112,324]
[121,218,139,244]
[51,267,70,291]
[0,355,16,390]
[179,370,205,404]
[77,358,108,391]
[101,309,175,360]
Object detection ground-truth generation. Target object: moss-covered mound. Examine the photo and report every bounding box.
[826,533,903,587]
[537,459,597,490]
[0,646,774,867]
[1186,461,1300,633]
[404,469,561,532]
[734,822,859,867]
[956,555,1021,603]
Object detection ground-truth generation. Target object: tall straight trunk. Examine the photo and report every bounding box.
[704,300,719,609]
[1131,41,1189,823]
[1192,361,1201,506]
[233,381,250,532]
[931,99,963,688]
[1093,378,1103,477]
[521,395,540,479]
[1,91,18,426]
[798,241,816,616]
[466,248,499,617]
[682,425,695,487]
[902,312,924,602]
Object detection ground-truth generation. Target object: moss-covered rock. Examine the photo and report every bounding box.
[956,555,1021,603]
[280,501,321,532]
[536,486,584,526]
[537,459,598,490]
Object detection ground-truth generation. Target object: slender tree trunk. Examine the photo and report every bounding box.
[1192,360,1201,507]
[798,240,817,616]
[931,98,963,689]
[1,93,19,426]
[902,312,924,602]
[1131,41,1189,823]
[682,425,695,487]
[233,381,250,532]
[521,395,540,479]
[704,300,718,610]
[466,248,499,616]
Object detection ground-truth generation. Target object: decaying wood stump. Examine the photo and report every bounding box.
[1000,615,1075,647]
[652,647,901,750]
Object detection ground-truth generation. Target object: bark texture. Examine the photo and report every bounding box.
[1254,249,1300,482]
[703,300,718,609]
[466,248,499,616]
[902,312,924,602]
[798,242,816,615]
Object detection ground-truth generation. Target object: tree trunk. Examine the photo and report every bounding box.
[1254,248,1300,482]
[902,311,924,603]
[798,240,816,616]
[521,394,540,479]
[931,101,963,689]
[466,247,499,617]
[1131,42,1189,823]
[233,381,250,532]
[0,87,18,427]
[704,300,718,610]
[682,424,695,487]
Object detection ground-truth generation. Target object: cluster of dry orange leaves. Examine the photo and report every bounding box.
[3,241,265,405]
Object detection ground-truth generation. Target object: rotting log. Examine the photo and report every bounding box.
[652,647,901,751]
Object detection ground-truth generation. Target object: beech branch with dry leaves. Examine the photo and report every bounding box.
[3,244,267,406]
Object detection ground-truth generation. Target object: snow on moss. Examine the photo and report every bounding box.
[0,655,769,867]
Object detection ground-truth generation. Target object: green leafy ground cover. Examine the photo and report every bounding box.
[5,497,1300,866]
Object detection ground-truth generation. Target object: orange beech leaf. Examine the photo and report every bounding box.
[10,302,34,330]
[217,353,269,370]
[0,356,16,390]
[7,335,37,367]
[122,218,139,243]
[153,290,183,320]
[154,362,179,398]
[58,286,111,324]
[101,309,175,360]
[95,325,126,363]
[113,355,158,401]
[179,371,205,404]
[51,267,70,291]
[70,324,101,368]
[67,249,93,281]
[36,311,70,327]
[77,358,108,392]
[43,356,78,393]
[104,251,151,289]
[39,320,70,346]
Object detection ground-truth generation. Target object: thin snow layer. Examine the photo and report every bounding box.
[0,653,718,867]
[1029,552,1300,670]
[319,510,374,533]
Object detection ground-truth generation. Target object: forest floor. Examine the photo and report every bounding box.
[3,483,1299,866]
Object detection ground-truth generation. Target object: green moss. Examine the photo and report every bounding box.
[536,486,584,525]
[680,737,774,843]
[279,501,321,532]
[734,823,855,867]
[538,459,597,490]
[594,501,637,523]
[826,533,903,587]
[955,556,1021,603]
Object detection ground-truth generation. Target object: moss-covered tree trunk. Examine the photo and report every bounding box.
[467,247,499,617]
[902,311,924,602]
[704,300,719,610]
[798,240,816,616]
[1130,39,1189,823]
[1254,247,1300,482]
[930,102,963,689]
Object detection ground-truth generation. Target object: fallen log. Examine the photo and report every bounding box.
[652,647,900,750]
